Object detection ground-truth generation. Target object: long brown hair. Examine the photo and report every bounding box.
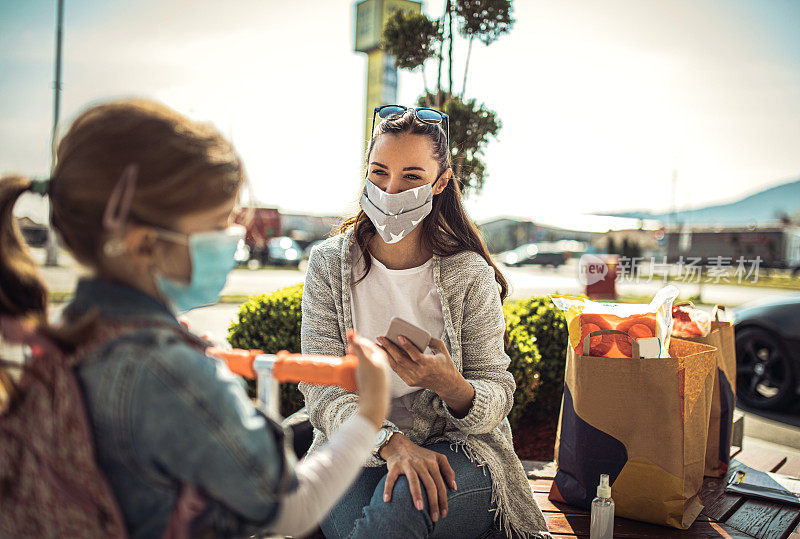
[340,111,509,302]
[0,99,244,347]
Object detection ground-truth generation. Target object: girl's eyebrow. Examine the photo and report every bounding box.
[370,161,388,169]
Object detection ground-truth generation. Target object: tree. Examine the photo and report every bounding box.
[455,0,514,95]
[417,93,500,195]
[606,236,617,255]
[383,10,441,95]
[381,0,515,197]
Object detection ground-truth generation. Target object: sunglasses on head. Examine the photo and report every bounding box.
[371,105,450,147]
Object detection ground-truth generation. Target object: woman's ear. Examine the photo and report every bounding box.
[434,169,452,195]
[123,225,159,266]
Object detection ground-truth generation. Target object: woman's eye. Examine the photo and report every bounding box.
[405,174,422,181]
[372,169,387,175]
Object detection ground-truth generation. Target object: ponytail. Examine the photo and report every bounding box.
[0,175,98,351]
[0,175,48,323]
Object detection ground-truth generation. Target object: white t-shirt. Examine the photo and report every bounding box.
[349,246,445,431]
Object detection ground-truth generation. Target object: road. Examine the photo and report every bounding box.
[41,250,800,451]
[38,249,789,304]
[40,251,795,340]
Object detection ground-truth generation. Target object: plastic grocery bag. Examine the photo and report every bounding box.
[550,285,679,358]
[672,302,712,338]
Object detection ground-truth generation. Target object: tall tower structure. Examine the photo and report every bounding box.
[354,0,422,144]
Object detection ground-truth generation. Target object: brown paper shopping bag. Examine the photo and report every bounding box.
[549,330,718,529]
[680,305,737,477]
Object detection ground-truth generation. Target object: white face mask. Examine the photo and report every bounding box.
[360,178,435,244]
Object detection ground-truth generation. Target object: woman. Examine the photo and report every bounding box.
[300,106,550,538]
[0,98,391,538]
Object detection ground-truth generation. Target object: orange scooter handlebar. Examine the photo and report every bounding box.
[207,347,261,379]
[273,351,358,392]
[207,347,358,392]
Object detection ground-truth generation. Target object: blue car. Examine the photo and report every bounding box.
[266,237,302,267]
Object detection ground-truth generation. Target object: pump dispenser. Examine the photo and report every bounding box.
[590,474,614,539]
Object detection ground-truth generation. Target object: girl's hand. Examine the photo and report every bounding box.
[348,330,391,429]
[377,336,476,417]
[380,432,457,522]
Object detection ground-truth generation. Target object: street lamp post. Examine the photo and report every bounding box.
[45,0,64,266]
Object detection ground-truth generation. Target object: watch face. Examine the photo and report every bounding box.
[375,428,388,445]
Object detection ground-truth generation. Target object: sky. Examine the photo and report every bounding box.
[2,0,799,225]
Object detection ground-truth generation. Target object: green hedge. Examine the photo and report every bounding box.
[228,284,305,416]
[227,284,569,429]
[503,297,568,426]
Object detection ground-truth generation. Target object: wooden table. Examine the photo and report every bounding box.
[524,446,800,538]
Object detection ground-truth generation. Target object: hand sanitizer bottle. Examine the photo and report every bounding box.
[590,474,614,539]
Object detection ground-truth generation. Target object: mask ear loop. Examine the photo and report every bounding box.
[102,164,138,257]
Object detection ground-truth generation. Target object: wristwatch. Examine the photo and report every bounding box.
[373,426,400,461]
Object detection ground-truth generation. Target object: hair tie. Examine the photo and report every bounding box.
[28,178,51,197]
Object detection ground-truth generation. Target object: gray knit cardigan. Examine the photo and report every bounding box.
[298,230,550,538]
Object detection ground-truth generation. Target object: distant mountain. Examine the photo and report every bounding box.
[594,177,800,226]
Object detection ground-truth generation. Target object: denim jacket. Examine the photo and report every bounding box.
[64,279,294,538]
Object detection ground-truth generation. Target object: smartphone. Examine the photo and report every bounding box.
[384,317,432,353]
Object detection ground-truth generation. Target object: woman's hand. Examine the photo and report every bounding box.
[348,330,391,429]
[376,336,455,393]
[380,433,457,522]
[377,336,476,417]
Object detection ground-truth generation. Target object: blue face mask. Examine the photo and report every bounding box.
[155,225,245,313]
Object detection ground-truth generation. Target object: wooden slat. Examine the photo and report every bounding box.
[522,460,557,479]
[777,457,800,479]
[543,513,754,538]
[700,474,746,522]
[725,499,800,539]
[530,491,719,522]
[731,445,743,459]
[529,478,554,493]
[734,450,787,473]
[703,492,745,523]
[732,409,745,449]
[533,492,588,515]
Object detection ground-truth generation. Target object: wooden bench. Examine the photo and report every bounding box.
[524,443,800,538]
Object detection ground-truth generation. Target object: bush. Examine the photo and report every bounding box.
[503,297,568,428]
[228,284,305,416]
[227,284,569,430]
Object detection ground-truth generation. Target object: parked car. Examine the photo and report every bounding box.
[233,238,250,267]
[499,243,566,268]
[234,206,281,266]
[18,218,48,247]
[266,236,302,267]
[731,293,800,410]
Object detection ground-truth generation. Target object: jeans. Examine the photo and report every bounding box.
[321,442,494,539]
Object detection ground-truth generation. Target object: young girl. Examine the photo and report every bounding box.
[0,98,391,538]
[300,106,550,538]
